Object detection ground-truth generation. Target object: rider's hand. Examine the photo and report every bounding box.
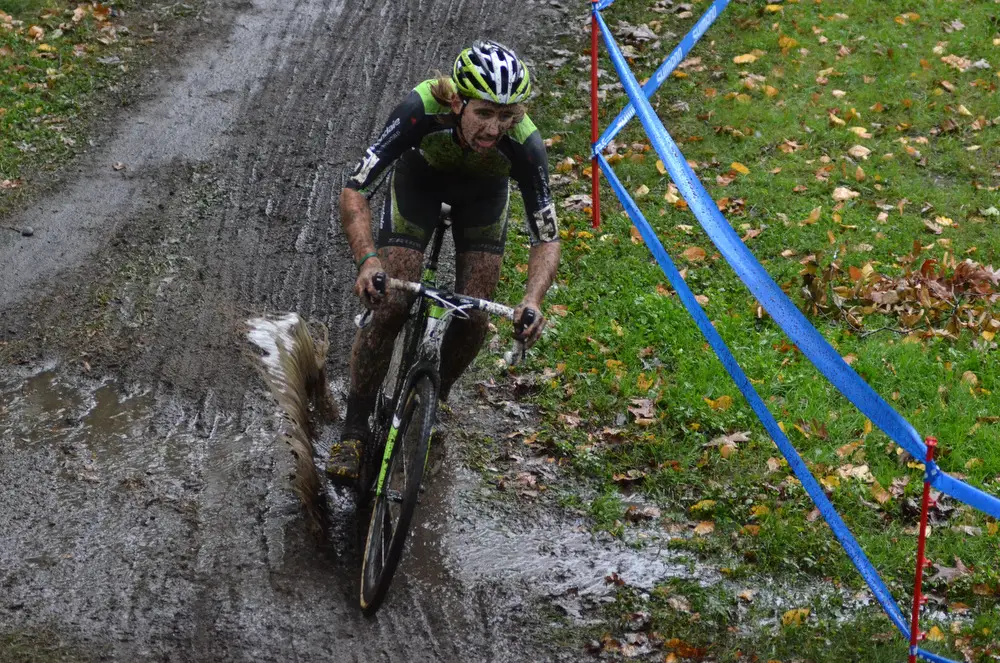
[513,302,546,349]
[355,259,386,308]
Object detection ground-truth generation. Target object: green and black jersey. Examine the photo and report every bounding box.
[346,80,558,247]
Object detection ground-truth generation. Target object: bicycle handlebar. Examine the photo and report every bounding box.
[358,274,537,367]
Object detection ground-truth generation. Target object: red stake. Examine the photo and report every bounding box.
[590,1,601,229]
[908,437,937,663]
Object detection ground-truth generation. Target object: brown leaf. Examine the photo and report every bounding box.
[682,246,707,262]
[693,521,715,536]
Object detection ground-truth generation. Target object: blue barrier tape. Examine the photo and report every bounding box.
[597,152,911,637]
[595,0,730,154]
[595,11,929,462]
[918,647,959,663]
[931,468,1000,519]
[595,0,616,10]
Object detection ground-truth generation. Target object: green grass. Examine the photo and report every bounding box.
[494,0,1000,659]
[0,1,147,212]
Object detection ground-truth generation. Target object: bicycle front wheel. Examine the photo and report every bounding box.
[359,372,435,614]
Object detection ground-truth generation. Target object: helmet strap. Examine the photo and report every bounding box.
[455,97,471,147]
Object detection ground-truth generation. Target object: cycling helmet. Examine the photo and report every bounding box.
[452,40,532,104]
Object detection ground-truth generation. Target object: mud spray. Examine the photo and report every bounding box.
[247,313,337,534]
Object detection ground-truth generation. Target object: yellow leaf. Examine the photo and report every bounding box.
[577,230,594,240]
[871,481,892,504]
[855,166,865,181]
[637,373,655,390]
[926,626,945,642]
[863,419,873,436]
[820,475,841,490]
[782,608,810,627]
[765,85,779,97]
[778,35,798,50]
[799,206,822,226]
[765,4,783,12]
[664,183,680,203]
[656,159,667,175]
[734,53,758,64]
[634,184,650,197]
[693,521,715,535]
[731,162,750,175]
[935,215,953,226]
[751,505,770,517]
[37,43,56,52]
[707,395,733,411]
[691,499,716,512]
[829,113,846,127]
[987,521,998,536]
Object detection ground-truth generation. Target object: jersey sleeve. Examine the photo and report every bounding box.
[344,90,426,194]
[507,116,559,246]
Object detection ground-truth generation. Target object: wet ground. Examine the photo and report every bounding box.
[0,0,660,660]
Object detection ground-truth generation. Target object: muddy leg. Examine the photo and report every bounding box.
[438,251,502,402]
[343,246,423,439]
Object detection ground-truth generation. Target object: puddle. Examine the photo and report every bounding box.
[1,370,154,461]
[403,465,718,609]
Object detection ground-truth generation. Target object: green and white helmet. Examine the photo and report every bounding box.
[452,40,532,104]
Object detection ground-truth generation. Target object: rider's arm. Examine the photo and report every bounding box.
[341,88,430,303]
[506,115,561,347]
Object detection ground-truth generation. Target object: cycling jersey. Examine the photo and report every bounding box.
[346,79,559,248]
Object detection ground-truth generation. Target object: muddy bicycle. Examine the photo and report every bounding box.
[353,211,535,614]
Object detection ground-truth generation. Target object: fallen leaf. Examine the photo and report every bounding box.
[690,499,716,513]
[799,206,822,226]
[848,145,872,159]
[733,53,758,64]
[832,187,860,202]
[683,246,707,262]
[782,608,810,627]
[731,162,750,175]
[693,521,715,536]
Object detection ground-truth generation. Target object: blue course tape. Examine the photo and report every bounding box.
[595,11,929,462]
[918,647,959,663]
[595,0,730,154]
[598,152,910,636]
[931,467,1000,519]
[595,0,616,10]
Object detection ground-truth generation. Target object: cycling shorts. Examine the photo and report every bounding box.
[376,159,510,255]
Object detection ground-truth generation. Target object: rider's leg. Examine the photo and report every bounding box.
[342,246,423,440]
[342,164,440,442]
[437,250,502,402]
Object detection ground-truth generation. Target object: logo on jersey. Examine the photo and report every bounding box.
[374,117,402,149]
[533,204,559,242]
[350,148,380,187]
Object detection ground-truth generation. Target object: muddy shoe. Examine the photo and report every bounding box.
[326,439,362,486]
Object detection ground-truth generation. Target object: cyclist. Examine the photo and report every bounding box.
[329,40,561,485]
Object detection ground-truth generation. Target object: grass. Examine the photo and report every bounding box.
[0,0,165,214]
[494,0,1000,659]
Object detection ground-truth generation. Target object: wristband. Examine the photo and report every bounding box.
[356,251,378,269]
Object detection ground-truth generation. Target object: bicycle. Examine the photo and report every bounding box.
[353,209,536,614]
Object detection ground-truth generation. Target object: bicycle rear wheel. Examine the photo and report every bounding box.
[359,373,435,614]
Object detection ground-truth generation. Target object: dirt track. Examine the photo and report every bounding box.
[0,0,587,660]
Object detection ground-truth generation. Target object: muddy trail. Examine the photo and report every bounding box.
[0,0,645,660]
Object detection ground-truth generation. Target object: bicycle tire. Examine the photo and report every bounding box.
[360,304,424,499]
[359,372,435,614]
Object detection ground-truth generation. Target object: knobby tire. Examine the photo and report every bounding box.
[359,373,435,614]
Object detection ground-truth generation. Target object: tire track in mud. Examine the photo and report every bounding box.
[1,0,578,661]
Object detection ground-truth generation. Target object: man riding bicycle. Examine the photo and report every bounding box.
[329,40,561,484]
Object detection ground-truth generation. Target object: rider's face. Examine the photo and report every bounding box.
[451,98,520,153]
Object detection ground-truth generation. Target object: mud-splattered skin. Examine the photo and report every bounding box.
[344,244,503,438]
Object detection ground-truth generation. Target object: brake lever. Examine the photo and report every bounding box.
[504,308,537,367]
